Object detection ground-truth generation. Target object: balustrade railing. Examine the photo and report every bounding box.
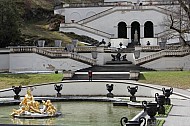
[9,46,36,53]
[141,45,181,51]
[9,46,96,65]
[61,23,114,38]
[135,49,190,65]
[74,46,97,52]
[64,1,133,8]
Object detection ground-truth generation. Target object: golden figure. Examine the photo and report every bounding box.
[11,89,57,117]
[11,106,26,116]
[19,89,34,106]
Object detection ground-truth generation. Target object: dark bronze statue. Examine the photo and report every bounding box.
[111,53,127,61]
[111,54,116,61]
[121,54,127,61]
[116,53,121,61]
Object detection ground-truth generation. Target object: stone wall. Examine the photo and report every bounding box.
[9,53,90,73]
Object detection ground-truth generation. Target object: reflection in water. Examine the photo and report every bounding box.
[0,102,141,126]
[11,118,55,125]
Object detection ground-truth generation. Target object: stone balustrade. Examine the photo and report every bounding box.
[135,49,190,65]
[39,47,66,52]
[9,46,36,53]
[141,45,181,51]
[9,46,96,66]
[71,53,96,65]
[74,46,97,52]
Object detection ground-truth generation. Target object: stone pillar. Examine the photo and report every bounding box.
[140,25,144,39]
[114,25,118,38]
[127,26,131,43]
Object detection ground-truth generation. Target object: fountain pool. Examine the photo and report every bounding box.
[0,101,141,126]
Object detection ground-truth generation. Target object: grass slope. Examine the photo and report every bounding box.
[21,21,71,46]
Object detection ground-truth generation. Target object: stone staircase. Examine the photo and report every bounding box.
[60,5,173,40]
[70,61,153,80]
[9,46,97,66]
[135,49,190,65]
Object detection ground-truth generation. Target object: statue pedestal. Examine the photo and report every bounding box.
[130,96,136,102]
[56,93,62,97]
[147,117,156,126]
[14,95,20,100]
[14,112,62,119]
[158,105,165,115]
[165,98,171,105]
[107,93,114,98]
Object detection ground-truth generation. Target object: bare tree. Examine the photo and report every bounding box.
[168,0,190,47]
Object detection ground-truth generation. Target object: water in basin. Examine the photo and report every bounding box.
[0,101,141,126]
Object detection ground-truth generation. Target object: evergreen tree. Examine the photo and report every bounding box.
[0,0,22,48]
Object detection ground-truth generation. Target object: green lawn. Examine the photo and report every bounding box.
[0,74,63,89]
[0,71,190,90]
[139,71,190,89]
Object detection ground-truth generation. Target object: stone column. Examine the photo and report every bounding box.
[127,26,131,43]
[114,25,118,38]
[140,25,144,39]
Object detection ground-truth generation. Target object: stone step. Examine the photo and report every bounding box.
[106,61,133,65]
[71,74,130,80]
[77,65,153,72]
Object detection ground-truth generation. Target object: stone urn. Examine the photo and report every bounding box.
[162,87,173,105]
[134,50,140,59]
[37,40,45,47]
[54,84,63,97]
[142,101,158,118]
[12,86,22,100]
[91,51,98,59]
[55,40,62,47]
[127,86,138,102]
[142,101,158,126]
[72,39,78,47]
[155,93,165,114]
[120,116,146,126]
[159,38,167,50]
[106,84,114,98]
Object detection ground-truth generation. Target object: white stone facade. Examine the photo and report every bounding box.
[1,53,90,73]
[57,1,183,47]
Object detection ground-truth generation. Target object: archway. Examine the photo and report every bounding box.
[131,21,140,44]
[144,21,154,38]
[118,22,127,38]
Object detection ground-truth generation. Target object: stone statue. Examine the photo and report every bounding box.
[134,30,138,43]
[107,42,111,48]
[122,54,127,61]
[116,53,121,61]
[111,54,116,61]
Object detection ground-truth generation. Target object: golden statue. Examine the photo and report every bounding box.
[11,89,58,117]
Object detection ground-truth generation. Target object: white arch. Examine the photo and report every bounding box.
[86,11,96,18]
[69,12,81,23]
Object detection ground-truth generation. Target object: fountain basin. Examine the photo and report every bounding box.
[0,100,141,125]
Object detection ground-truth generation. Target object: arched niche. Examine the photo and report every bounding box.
[131,21,140,43]
[69,12,81,22]
[144,21,154,38]
[118,22,127,38]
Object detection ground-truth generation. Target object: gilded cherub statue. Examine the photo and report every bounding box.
[11,89,58,117]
